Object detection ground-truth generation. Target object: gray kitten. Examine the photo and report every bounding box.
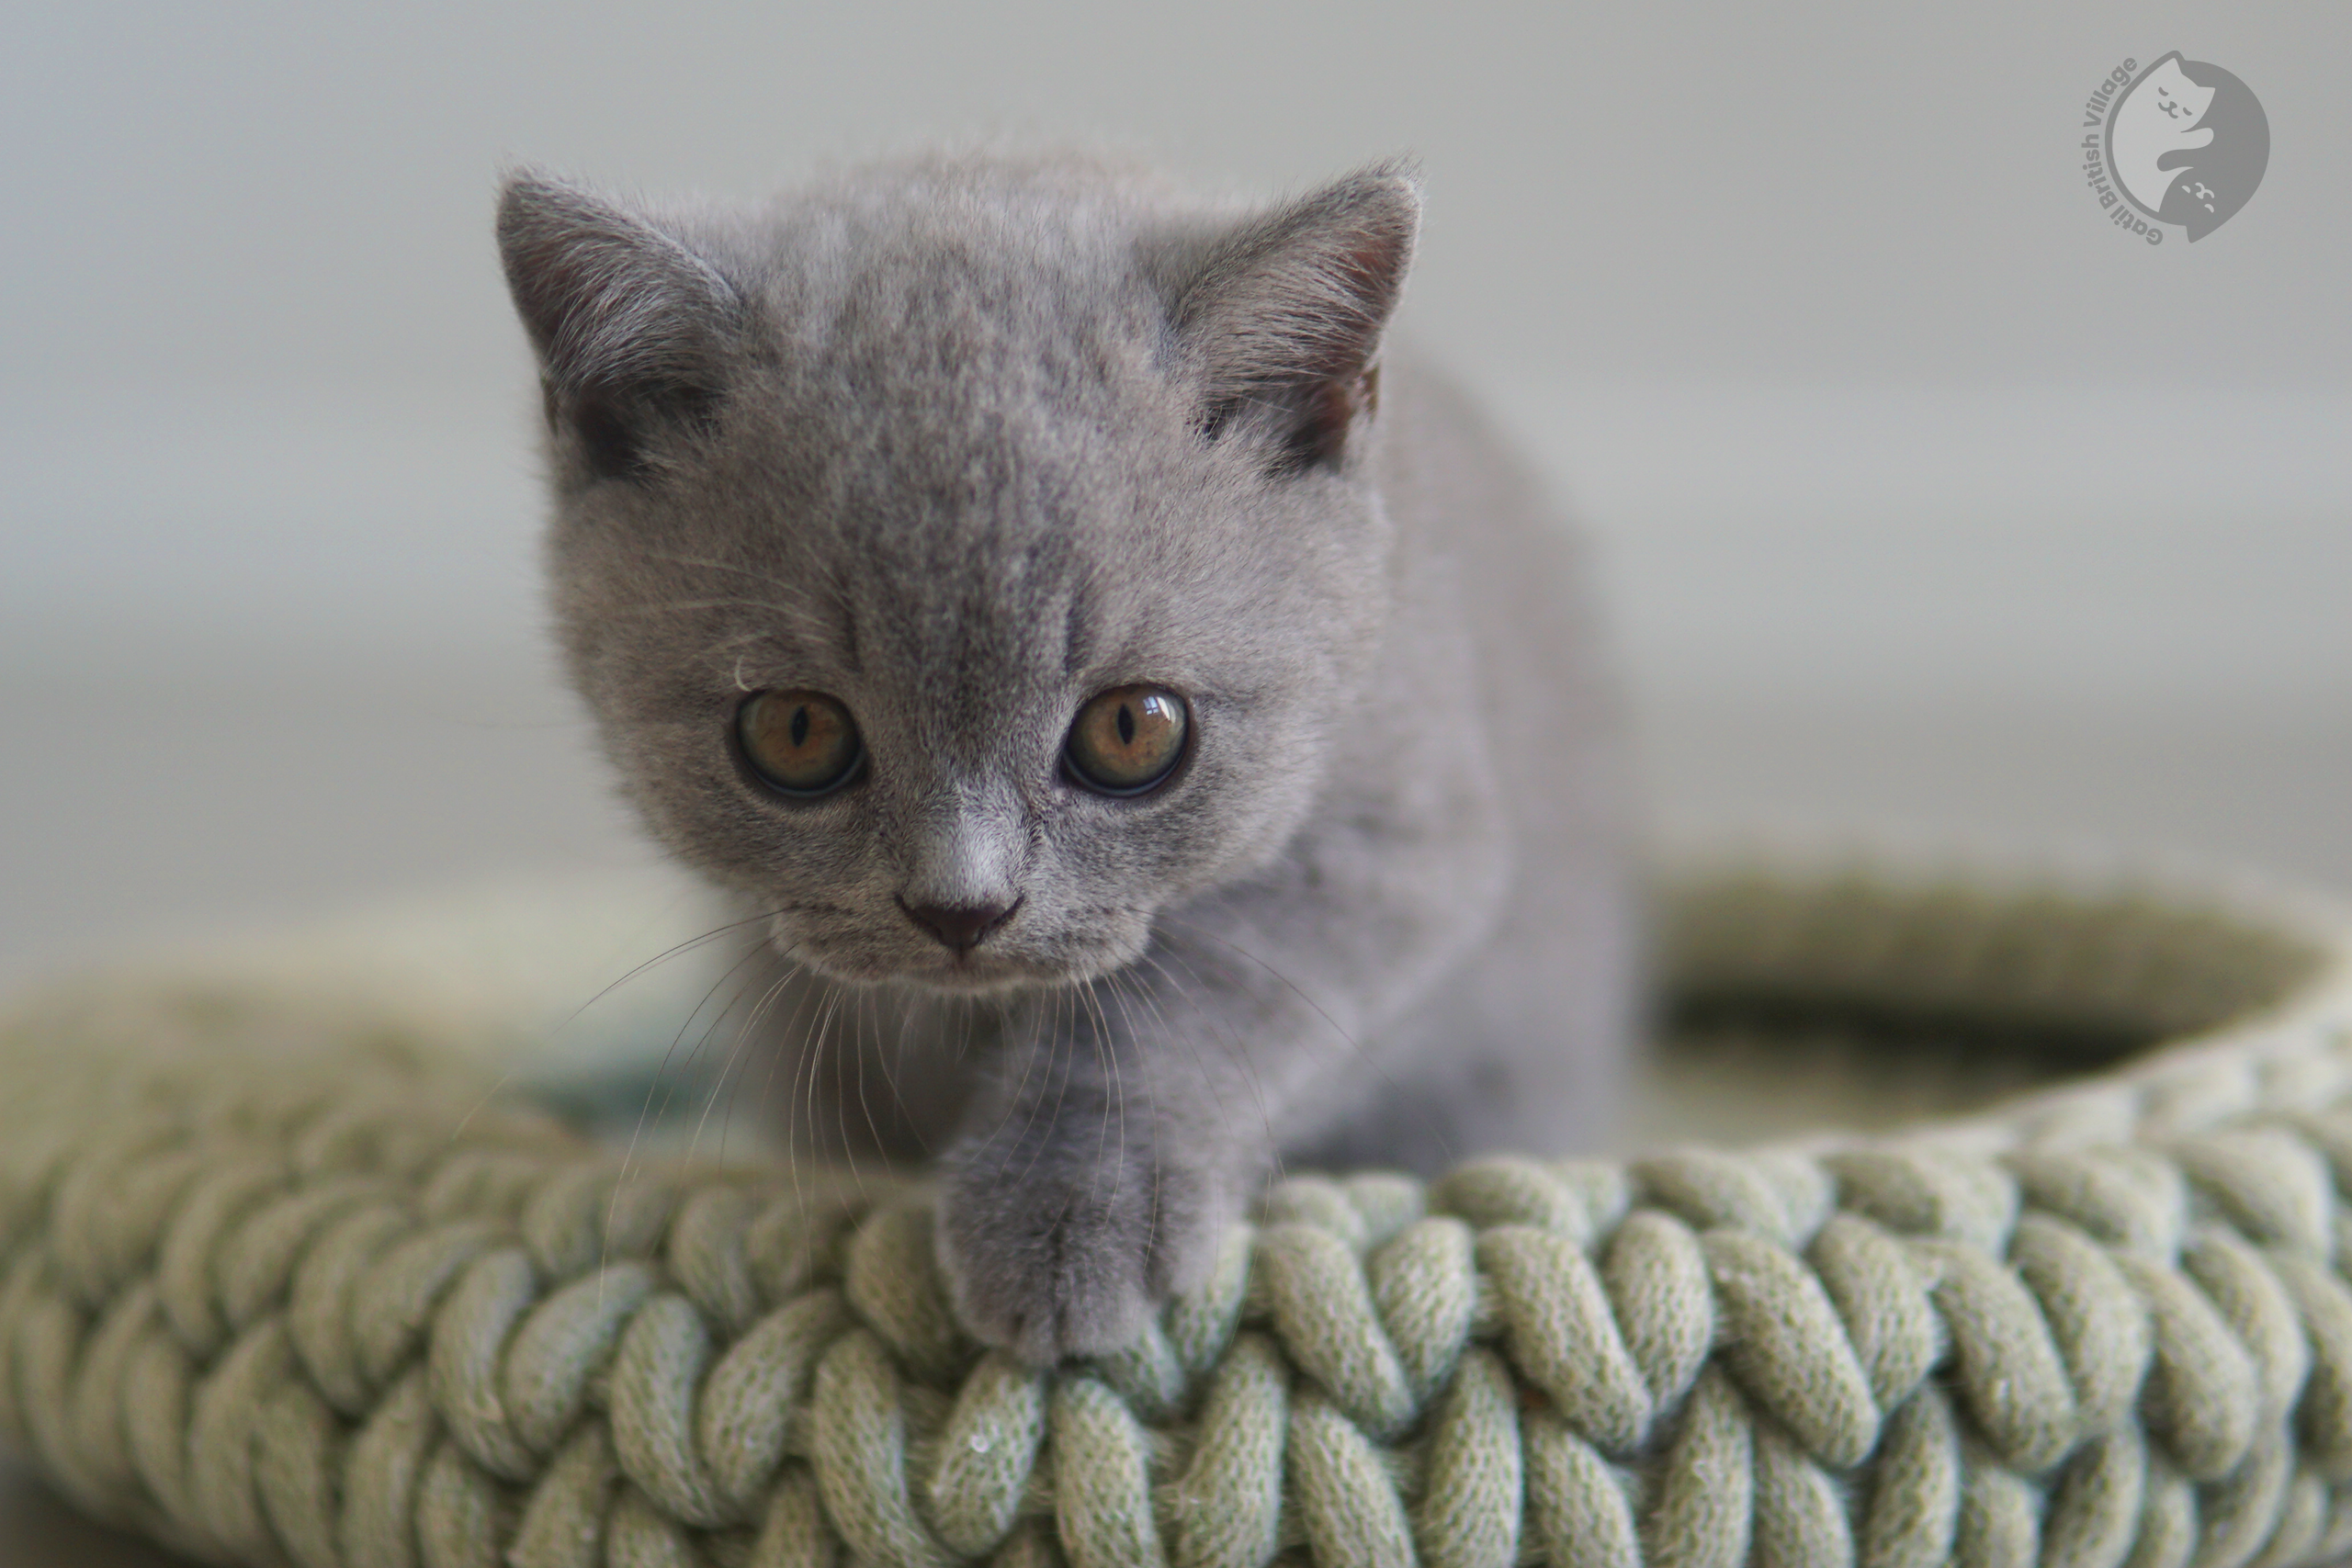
[497,152,1634,1363]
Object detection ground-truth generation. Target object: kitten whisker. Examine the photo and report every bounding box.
[980,987,1048,1164]
[869,987,915,1153]
[830,985,865,1195]
[637,549,841,608]
[1116,955,1230,1133]
[554,907,786,1036]
[806,981,852,1190]
[1159,913,1366,1064]
[783,978,831,1203]
[1139,945,1272,1130]
[1167,916,1463,1172]
[1079,979,1125,1213]
[1136,946,1285,1190]
[851,986,888,1166]
[690,953,798,1168]
[704,943,807,1167]
[609,595,824,622]
[606,937,774,1282]
[622,937,771,1153]
[695,626,794,667]
[1005,987,1080,1190]
[764,954,831,1227]
[1100,969,1167,1253]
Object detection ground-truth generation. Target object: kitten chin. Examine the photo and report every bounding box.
[763,908,1155,995]
[503,150,1635,1362]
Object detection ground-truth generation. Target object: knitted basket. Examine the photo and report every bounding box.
[6,856,2352,1568]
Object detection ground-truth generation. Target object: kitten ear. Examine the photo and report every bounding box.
[1172,162,1419,472]
[496,171,743,480]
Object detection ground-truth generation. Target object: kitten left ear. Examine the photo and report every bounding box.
[497,171,744,480]
[1171,161,1420,472]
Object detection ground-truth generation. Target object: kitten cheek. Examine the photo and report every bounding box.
[1051,915,1159,982]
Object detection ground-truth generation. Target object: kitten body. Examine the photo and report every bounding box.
[501,152,1634,1362]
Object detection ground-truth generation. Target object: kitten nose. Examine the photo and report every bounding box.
[899,897,1015,953]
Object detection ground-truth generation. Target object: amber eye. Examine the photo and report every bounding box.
[1065,685,1188,795]
[738,690,864,796]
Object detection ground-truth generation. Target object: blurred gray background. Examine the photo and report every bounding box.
[2,2,2347,1560]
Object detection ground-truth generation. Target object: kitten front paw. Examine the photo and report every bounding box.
[935,1131,1225,1365]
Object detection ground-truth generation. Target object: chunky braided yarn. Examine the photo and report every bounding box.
[6,861,2352,1567]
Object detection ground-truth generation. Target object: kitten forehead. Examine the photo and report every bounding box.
[731,346,1173,687]
[771,161,1169,378]
[695,165,1273,694]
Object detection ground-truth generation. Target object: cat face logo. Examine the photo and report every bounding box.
[2103,52,2268,241]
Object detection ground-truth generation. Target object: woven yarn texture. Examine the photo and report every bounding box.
[6,863,2352,1568]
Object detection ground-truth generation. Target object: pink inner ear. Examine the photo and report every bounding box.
[1309,229,1413,379]
[1295,366,1380,468]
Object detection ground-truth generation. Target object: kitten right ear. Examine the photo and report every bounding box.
[1170,162,1420,474]
[496,172,743,480]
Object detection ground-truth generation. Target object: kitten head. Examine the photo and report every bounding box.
[500,154,1418,992]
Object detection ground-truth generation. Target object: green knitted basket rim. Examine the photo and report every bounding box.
[6,855,2352,1567]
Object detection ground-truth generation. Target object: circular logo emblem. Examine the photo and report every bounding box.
[2085,52,2269,244]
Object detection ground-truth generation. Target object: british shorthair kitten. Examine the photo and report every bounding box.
[498,152,1634,1363]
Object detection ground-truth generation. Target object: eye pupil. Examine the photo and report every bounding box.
[1116,705,1136,745]
[789,705,809,747]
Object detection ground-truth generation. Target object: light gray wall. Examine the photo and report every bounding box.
[4,2,2346,397]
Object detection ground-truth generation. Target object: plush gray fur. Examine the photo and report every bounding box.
[497,151,1634,1364]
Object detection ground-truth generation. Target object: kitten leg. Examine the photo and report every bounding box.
[933,947,1313,1363]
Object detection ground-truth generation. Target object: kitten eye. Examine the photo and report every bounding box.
[738,690,864,796]
[1065,685,1188,795]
